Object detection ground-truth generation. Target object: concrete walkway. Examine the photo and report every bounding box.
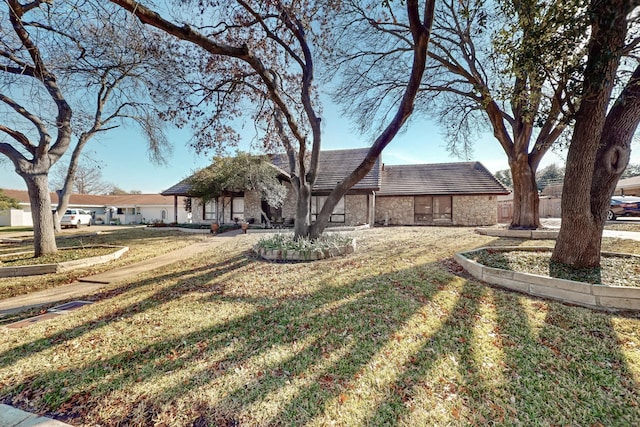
[541,218,640,241]
[0,404,70,427]
[0,229,243,318]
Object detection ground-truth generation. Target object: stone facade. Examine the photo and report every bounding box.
[375,195,498,226]
[344,194,370,226]
[375,196,414,225]
[192,192,498,227]
[244,191,263,223]
[281,183,298,221]
[452,195,497,226]
[191,195,244,224]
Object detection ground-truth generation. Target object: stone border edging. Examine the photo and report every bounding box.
[255,238,356,262]
[475,228,559,239]
[455,246,640,312]
[0,245,129,278]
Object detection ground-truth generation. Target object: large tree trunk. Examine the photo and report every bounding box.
[509,154,540,229]
[24,173,57,256]
[293,178,312,239]
[551,0,631,268]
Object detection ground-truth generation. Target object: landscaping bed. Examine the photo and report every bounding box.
[254,233,356,261]
[464,247,640,287]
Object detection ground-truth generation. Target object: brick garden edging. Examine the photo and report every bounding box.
[0,245,129,278]
[455,246,640,312]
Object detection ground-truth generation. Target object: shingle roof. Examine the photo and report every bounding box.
[161,178,193,197]
[377,162,509,196]
[617,175,640,190]
[270,148,382,192]
[1,189,183,206]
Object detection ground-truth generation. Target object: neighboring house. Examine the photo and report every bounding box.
[615,175,640,196]
[162,148,509,227]
[0,189,188,226]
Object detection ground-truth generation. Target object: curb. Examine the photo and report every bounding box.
[0,404,72,426]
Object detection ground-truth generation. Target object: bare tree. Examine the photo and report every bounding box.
[109,0,436,239]
[0,0,73,255]
[552,0,640,267]
[0,0,170,251]
[50,3,169,231]
[330,0,587,229]
[49,160,111,195]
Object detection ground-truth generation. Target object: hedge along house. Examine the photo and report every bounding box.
[162,148,508,227]
[161,148,381,226]
[375,162,509,226]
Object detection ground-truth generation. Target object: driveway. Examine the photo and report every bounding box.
[541,217,640,241]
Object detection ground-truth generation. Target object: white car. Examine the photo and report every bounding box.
[60,209,93,228]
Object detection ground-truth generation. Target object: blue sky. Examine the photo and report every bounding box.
[0,103,625,194]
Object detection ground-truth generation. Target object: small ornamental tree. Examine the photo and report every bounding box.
[188,152,287,226]
[0,189,20,212]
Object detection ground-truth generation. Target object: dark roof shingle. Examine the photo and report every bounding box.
[270,148,381,192]
[1,189,184,206]
[377,162,509,196]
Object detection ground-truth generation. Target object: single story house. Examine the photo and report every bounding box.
[0,189,189,226]
[162,148,509,227]
[615,175,640,196]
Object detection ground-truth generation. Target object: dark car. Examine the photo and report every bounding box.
[607,196,640,220]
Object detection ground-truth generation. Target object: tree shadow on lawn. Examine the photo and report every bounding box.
[2,261,445,425]
[1,253,639,426]
[0,253,251,368]
[492,295,639,425]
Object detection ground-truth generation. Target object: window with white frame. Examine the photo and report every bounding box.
[311,196,345,223]
[204,200,217,220]
[232,197,244,221]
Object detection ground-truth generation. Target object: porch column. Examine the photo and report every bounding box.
[173,196,178,224]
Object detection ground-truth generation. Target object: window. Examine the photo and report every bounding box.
[433,196,452,220]
[116,208,124,215]
[161,210,167,220]
[415,196,452,223]
[204,200,217,220]
[311,196,345,223]
[232,197,244,221]
[414,196,433,223]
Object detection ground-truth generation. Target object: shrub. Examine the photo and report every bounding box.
[255,233,353,254]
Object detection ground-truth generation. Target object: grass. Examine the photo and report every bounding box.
[0,226,639,426]
[0,228,206,299]
[464,248,640,287]
[0,226,33,233]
